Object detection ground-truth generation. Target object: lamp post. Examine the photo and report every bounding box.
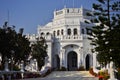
[11,50,14,71]
[20,60,24,79]
[0,53,2,65]
[4,57,9,71]
[108,57,117,80]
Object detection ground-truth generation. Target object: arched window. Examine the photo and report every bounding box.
[86,29,92,35]
[61,29,64,35]
[57,30,60,36]
[46,32,50,35]
[67,9,69,13]
[67,28,71,35]
[82,29,84,34]
[53,31,56,36]
[73,28,77,35]
[41,32,44,35]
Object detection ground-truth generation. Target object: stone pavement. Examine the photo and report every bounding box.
[21,71,98,80]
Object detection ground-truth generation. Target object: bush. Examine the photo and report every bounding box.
[13,65,20,71]
[77,66,85,71]
[89,67,97,77]
[98,70,109,80]
[59,66,67,71]
[116,68,120,79]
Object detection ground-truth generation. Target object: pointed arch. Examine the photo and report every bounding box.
[85,54,90,70]
[67,51,77,71]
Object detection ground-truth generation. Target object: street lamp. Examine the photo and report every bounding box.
[0,53,2,65]
[108,57,117,80]
[11,50,14,71]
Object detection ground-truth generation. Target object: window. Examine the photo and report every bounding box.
[67,9,69,13]
[57,30,60,36]
[82,29,84,34]
[86,28,92,35]
[61,29,64,35]
[53,31,56,36]
[46,32,50,35]
[73,28,77,35]
[41,32,44,35]
[67,28,71,35]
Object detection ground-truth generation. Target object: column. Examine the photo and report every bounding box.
[60,49,65,68]
[60,50,63,68]
[76,49,80,68]
[93,53,97,69]
[79,47,83,67]
[62,49,65,67]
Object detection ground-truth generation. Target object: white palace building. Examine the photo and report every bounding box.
[26,7,98,71]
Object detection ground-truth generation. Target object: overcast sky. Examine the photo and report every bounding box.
[0,0,96,34]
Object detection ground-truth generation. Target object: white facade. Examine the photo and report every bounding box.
[27,7,97,71]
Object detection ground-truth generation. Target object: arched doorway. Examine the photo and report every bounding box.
[55,55,60,70]
[86,54,90,70]
[67,51,77,71]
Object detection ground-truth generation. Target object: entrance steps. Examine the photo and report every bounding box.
[40,71,98,80]
[20,71,98,80]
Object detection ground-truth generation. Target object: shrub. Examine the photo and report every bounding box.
[59,66,67,71]
[13,65,20,71]
[98,70,109,80]
[89,67,97,77]
[77,66,85,71]
[117,68,120,76]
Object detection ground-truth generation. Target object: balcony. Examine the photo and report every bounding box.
[54,35,83,41]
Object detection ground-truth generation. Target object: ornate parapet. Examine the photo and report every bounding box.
[26,34,53,42]
[54,35,83,41]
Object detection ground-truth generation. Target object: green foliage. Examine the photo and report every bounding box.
[13,65,20,71]
[89,67,98,77]
[59,66,67,71]
[86,0,120,67]
[0,22,31,66]
[77,66,85,71]
[98,70,110,80]
[31,37,48,70]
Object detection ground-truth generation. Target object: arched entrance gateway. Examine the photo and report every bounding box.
[55,55,60,70]
[67,51,77,71]
[86,54,90,70]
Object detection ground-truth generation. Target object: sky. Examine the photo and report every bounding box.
[0,0,96,34]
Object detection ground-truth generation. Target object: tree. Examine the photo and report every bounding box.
[0,22,17,62]
[31,37,48,70]
[14,28,31,64]
[0,22,31,69]
[86,0,120,67]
